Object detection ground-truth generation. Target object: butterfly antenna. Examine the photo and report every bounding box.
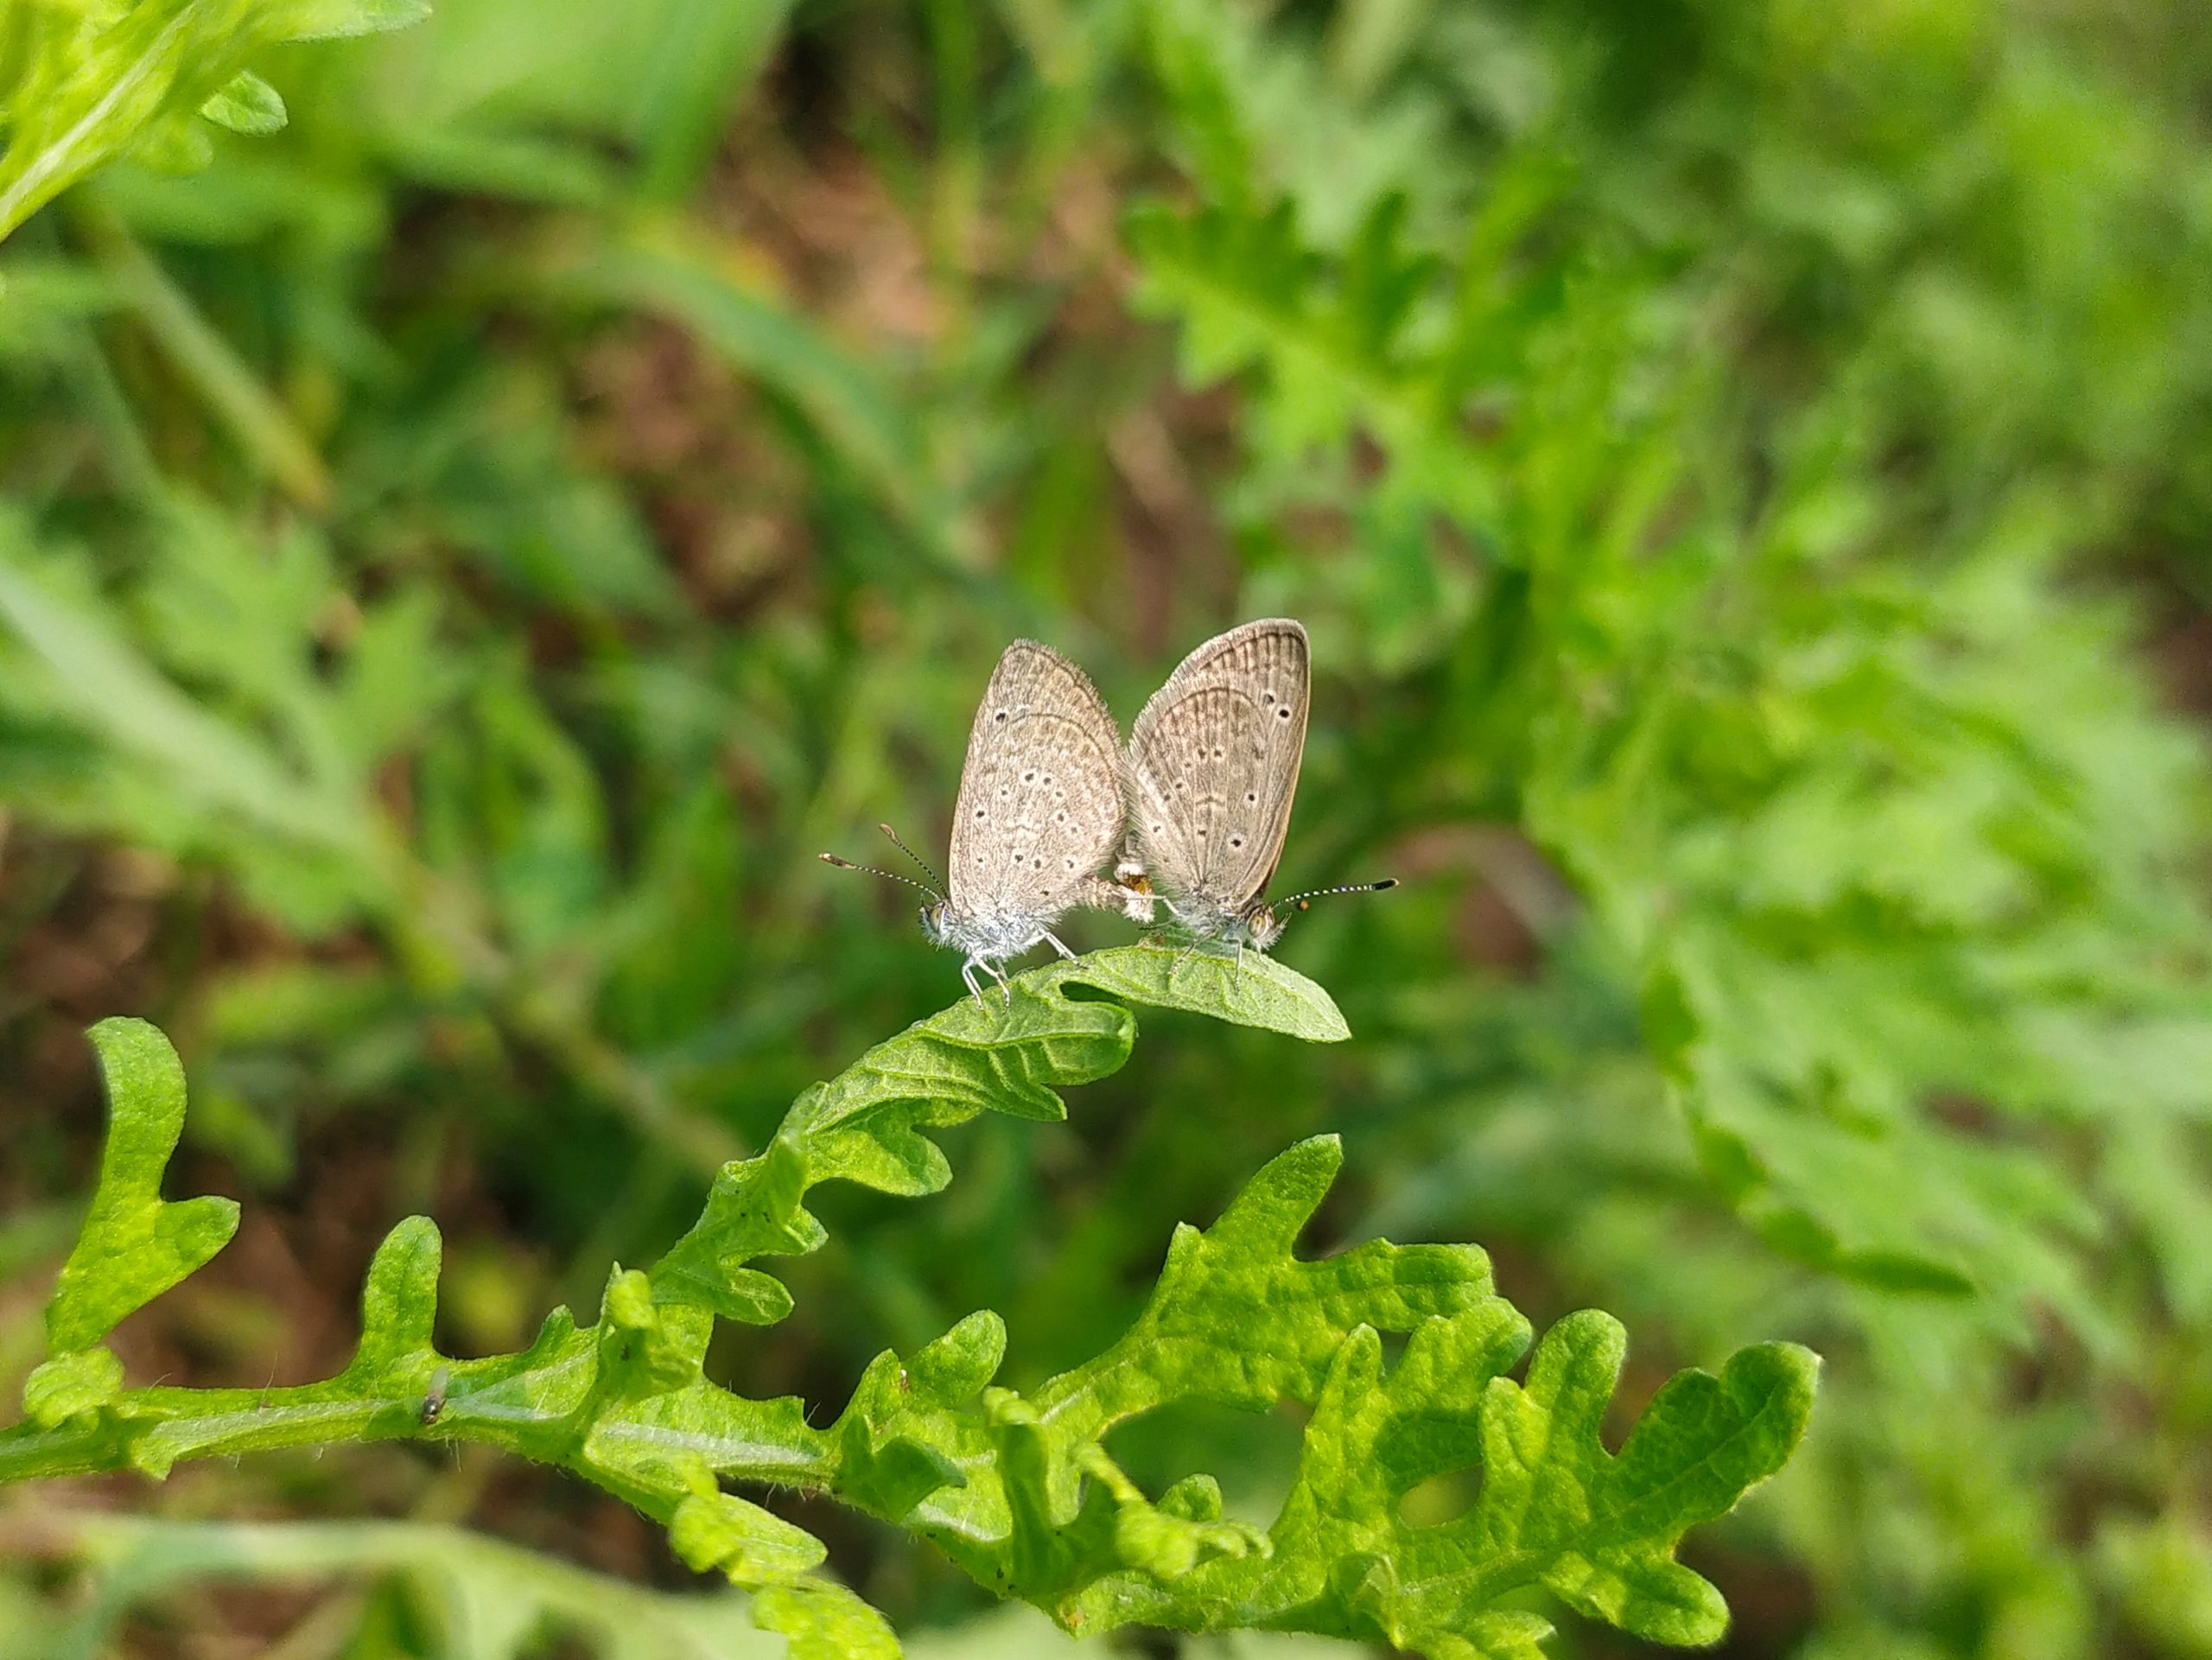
[876,822,949,894]
[1280,877,1399,910]
[820,852,942,902]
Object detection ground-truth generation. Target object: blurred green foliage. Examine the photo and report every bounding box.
[1,0,2209,1655]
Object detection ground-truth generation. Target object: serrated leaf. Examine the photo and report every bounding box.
[817,1134,1818,1656]
[652,964,1137,1311]
[44,1019,238,1354]
[1059,1295,1812,1655]
[1461,1316,1816,1645]
[1126,73,2212,1357]
[653,950,1346,1324]
[3,989,1815,1658]
[1035,1136,1499,1434]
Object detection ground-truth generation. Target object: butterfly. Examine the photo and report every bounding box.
[1122,619,1391,962]
[824,639,1129,1003]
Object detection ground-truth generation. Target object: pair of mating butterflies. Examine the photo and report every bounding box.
[825,619,1392,1003]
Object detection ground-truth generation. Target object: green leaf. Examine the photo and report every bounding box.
[652,947,1345,1320]
[1126,77,2212,1349]
[197,69,286,136]
[0,0,432,241]
[651,1262,795,1328]
[669,1484,829,1586]
[42,1018,238,1355]
[346,1214,442,1375]
[906,1309,1006,1403]
[810,1134,1815,1656]
[750,1580,904,1660]
[1033,1136,1495,1434]
[1061,943,1352,1041]
[1058,1288,1814,1654]
[22,1345,124,1428]
[271,0,435,40]
[3,988,1813,1658]
[1459,1317,1815,1645]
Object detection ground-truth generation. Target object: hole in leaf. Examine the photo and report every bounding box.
[1103,1398,1305,1529]
[1397,1466,1482,1528]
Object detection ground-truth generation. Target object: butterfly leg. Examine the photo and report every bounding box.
[962,958,987,1008]
[1042,929,1078,962]
[985,957,1015,1007]
[1145,895,1191,953]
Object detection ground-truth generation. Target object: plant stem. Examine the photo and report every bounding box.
[0,1366,836,1494]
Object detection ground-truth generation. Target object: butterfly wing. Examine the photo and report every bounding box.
[946,640,1127,924]
[1127,619,1309,914]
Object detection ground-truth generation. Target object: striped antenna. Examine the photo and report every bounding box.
[876,822,948,896]
[1280,877,1398,911]
[820,852,943,902]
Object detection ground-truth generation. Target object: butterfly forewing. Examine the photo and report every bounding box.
[1128,619,1309,915]
[948,640,1126,921]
